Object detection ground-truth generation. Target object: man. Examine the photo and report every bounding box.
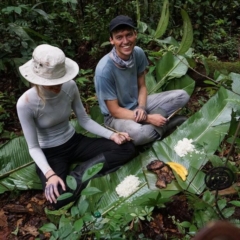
[94,15,190,146]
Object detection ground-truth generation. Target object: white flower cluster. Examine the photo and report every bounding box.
[174,138,196,157]
[115,175,141,198]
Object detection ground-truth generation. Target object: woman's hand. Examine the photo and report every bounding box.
[110,132,132,145]
[45,174,66,204]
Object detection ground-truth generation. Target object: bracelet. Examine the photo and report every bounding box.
[46,173,57,181]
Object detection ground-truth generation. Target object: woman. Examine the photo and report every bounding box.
[17,44,136,209]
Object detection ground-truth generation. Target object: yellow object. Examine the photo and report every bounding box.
[166,162,188,181]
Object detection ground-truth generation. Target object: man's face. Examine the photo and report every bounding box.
[110,29,137,60]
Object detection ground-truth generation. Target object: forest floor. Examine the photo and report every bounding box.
[0,60,240,240]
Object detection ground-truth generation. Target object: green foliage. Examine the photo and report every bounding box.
[153,0,169,39]
[173,190,240,237]
[130,206,154,222]
[0,91,17,138]
[75,69,98,109]
[38,163,154,239]
[136,1,195,96]
[177,9,193,55]
[1,0,240,238]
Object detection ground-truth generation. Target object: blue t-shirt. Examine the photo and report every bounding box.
[94,46,149,115]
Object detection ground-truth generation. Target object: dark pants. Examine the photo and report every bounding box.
[37,132,136,192]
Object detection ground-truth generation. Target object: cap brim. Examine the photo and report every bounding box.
[19,58,79,86]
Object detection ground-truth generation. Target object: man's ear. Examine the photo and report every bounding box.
[134,30,137,38]
[109,37,114,45]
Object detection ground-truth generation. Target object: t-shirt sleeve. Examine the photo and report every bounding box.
[95,74,117,101]
[71,82,113,138]
[135,47,149,74]
[16,96,52,175]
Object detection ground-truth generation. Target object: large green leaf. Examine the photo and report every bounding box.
[156,52,189,81]
[0,137,41,193]
[145,71,157,94]
[1,87,239,216]
[230,72,240,94]
[146,71,195,96]
[164,74,195,96]
[177,9,193,55]
[85,87,240,215]
[150,87,240,194]
[150,51,188,94]
[89,106,104,124]
[86,154,180,216]
[154,0,169,39]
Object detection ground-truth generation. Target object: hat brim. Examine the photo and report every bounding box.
[19,57,79,86]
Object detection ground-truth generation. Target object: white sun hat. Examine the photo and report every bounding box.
[19,44,79,86]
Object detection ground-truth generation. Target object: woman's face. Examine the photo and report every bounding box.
[42,84,62,94]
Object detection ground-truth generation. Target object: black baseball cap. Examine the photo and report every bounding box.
[109,15,136,32]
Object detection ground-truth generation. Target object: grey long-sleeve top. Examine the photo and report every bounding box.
[16,80,113,175]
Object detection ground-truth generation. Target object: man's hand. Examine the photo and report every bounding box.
[134,107,147,123]
[146,114,168,127]
[110,132,132,144]
[45,175,66,203]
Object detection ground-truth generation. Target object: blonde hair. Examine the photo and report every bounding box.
[33,84,46,106]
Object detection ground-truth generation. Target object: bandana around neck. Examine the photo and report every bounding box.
[110,47,134,68]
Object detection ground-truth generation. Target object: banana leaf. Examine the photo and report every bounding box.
[86,87,240,214]
[0,137,41,193]
[86,154,180,216]
[146,70,195,96]
[156,51,189,81]
[164,74,195,96]
[230,72,240,95]
[150,87,240,194]
[149,51,189,94]
[145,71,157,94]
[1,87,240,216]
[0,119,95,194]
